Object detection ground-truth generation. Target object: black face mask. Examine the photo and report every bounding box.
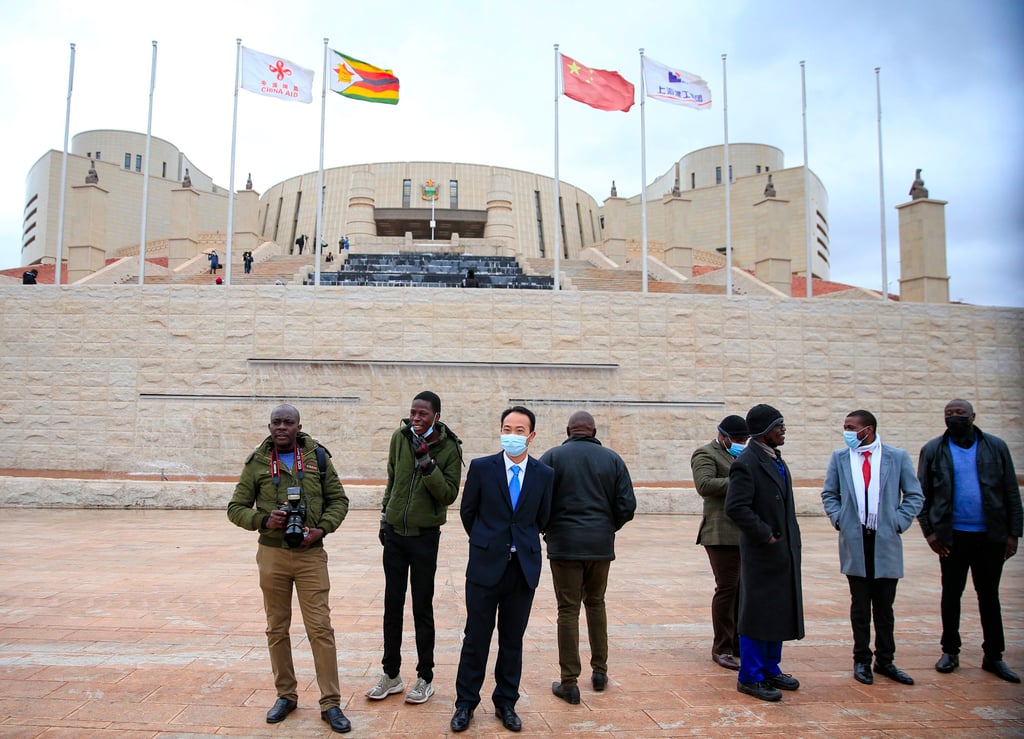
[945,415,973,436]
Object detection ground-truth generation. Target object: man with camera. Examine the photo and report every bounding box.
[368,391,463,705]
[227,404,352,732]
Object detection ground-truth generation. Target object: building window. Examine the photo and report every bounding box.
[765,166,770,172]
[124,153,131,170]
[162,162,166,178]
[449,179,458,209]
[95,151,101,160]
[576,202,585,249]
[559,197,568,258]
[756,165,762,174]
[690,172,696,189]
[534,190,545,257]
[402,179,411,208]
[715,166,721,185]
[135,154,142,172]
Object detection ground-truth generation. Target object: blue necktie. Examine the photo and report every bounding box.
[509,465,521,509]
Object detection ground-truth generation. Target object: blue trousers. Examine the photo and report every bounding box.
[738,635,783,684]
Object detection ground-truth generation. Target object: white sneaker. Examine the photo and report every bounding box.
[366,673,403,700]
[405,677,434,704]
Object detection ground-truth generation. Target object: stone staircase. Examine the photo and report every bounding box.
[523,258,695,294]
[143,254,315,285]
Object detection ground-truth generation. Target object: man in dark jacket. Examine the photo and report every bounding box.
[917,399,1022,683]
[691,414,750,671]
[368,391,463,705]
[227,404,352,732]
[540,411,636,703]
[725,404,804,702]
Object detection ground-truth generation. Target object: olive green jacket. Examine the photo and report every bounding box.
[382,420,463,535]
[690,440,742,546]
[227,432,349,547]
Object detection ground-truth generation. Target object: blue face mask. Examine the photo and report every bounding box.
[500,434,529,457]
[423,414,438,439]
[727,442,746,457]
[843,430,863,449]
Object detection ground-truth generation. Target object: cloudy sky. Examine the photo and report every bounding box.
[3,0,1022,306]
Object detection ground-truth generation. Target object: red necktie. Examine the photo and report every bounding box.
[862,451,872,489]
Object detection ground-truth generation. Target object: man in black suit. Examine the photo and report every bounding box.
[451,406,553,733]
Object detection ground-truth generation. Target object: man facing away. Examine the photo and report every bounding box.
[226,404,352,732]
[918,399,1022,683]
[539,410,636,704]
[367,391,462,705]
[821,410,923,686]
[690,414,750,671]
[725,404,804,703]
[451,406,553,733]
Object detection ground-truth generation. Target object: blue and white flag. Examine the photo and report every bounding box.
[642,57,711,110]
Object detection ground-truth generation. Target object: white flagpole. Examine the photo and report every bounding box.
[875,67,887,300]
[225,39,241,286]
[801,60,812,297]
[639,48,648,294]
[138,40,157,285]
[552,44,561,291]
[314,38,328,287]
[722,53,732,297]
[55,42,75,287]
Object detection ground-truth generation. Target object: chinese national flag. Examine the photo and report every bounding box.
[561,54,634,112]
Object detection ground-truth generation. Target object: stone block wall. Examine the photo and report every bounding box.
[0,285,1021,503]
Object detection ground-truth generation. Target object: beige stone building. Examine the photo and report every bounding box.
[22,130,228,267]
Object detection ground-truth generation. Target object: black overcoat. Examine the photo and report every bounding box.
[725,442,805,642]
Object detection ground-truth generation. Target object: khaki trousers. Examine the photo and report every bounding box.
[256,544,340,709]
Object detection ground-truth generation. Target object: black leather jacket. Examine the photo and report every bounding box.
[539,436,637,560]
[917,426,1022,545]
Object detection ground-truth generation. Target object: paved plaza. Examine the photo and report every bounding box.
[0,509,1021,737]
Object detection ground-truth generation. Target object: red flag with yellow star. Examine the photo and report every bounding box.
[561,54,634,112]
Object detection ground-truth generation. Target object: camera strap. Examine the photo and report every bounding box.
[270,445,305,489]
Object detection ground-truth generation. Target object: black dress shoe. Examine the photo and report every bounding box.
[767,672,800,690]
[321,706,351,733]
[592,672,607,691]
[266,697,296,723]
[935,652,959,673]
[450,706,473,733]
[495,705,522,732]
[552,681,581,704]
[854,662,873,684]
[713,653,741,671]
[737,680,782,702]
[874,663,914,685]
[982,658,1022,683]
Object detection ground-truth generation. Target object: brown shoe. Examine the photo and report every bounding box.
[713,653,740,671]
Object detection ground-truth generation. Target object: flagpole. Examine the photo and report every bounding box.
[314,38,328,288]
[138,40,157,285]
[875,66,887,300]
[552,44,561,291]
[55,42,75,287]
[801,60,812,297]
[225,39,241,286]
[722,53,732,297]
[639,48,648,294]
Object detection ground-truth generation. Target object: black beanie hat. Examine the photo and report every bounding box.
[746,404,784,437]
[717,415,749,437]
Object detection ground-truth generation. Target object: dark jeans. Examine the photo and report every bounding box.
[847,529,898,665]
[940,530,1007,659]
[381,525,440,683]
[704,545,741,657]
[549,559,612,685]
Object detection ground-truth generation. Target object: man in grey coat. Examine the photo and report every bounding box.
[540,411,636,704]
[821,410,924,686]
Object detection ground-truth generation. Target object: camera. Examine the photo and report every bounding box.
[280,487,307,548]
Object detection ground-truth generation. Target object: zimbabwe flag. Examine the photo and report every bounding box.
[330,50,400,104]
